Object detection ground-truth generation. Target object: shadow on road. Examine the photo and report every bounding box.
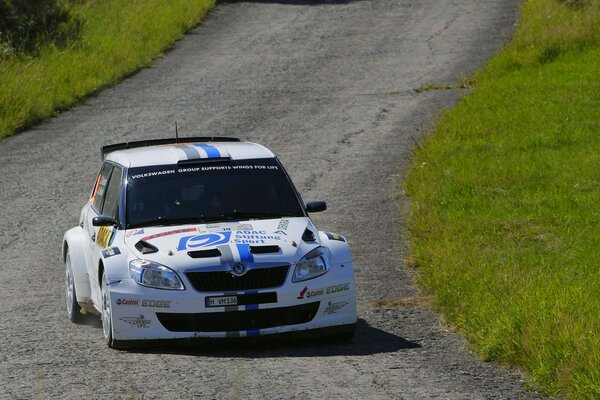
[127,319,420,357]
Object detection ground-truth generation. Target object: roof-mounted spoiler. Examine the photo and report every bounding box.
[101,136,240,159]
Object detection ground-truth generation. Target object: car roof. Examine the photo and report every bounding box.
[105,141,276,168]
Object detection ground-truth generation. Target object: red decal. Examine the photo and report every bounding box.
[297,287,308,299]
[142,227,197,242]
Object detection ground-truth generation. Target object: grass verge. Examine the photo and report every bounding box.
[405,0,600,398]
[0,0,215,139]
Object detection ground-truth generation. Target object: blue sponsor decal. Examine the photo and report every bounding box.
[101,247,121,259]
[177,232,232,250]
[246,329,260,337]
[194,143,221,158]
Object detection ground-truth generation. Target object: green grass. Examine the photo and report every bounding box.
[405,1,600,398]
[0,0,215,139]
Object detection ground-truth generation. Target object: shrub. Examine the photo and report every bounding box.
[0,0,80,56]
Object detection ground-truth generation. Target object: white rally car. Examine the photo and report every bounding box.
[63,137,357,348]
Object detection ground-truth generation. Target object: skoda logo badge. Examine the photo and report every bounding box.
[230,263,247,277]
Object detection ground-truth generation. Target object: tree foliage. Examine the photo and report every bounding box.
[0,0,80,56]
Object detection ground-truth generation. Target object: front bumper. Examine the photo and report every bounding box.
[108,265,357,341]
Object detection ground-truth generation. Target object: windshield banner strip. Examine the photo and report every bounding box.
[194,143,221,158]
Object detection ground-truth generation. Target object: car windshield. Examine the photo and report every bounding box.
[125,158,305,229]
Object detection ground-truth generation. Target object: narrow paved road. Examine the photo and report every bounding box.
[0,0,545,398]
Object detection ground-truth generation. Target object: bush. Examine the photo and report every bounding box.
[0,0,80,56]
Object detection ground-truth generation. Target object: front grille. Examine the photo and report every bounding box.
[156,302,320,332]
[186,265,289,291]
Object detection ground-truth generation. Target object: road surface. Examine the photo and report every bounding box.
[0,0,544,398]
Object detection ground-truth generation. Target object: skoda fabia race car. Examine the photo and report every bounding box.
[63,137,357,348]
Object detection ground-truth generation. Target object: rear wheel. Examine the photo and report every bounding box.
[65,251,83,323]
[101,273,120,348]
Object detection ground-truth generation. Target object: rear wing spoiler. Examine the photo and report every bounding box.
[101,137,240,159]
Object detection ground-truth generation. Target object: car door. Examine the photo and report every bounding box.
[85,163,124,305]
[83,163,113,273]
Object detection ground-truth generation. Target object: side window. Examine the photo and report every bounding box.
[102,166,123,218]
[91,163,113,214]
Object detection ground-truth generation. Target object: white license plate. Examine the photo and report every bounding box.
[205,295,238,307]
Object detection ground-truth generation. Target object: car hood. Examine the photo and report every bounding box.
[123,217,319,271]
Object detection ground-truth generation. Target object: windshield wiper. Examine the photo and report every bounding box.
[215,211,297,221]
[128,211,299,228]
[128,216,224,229]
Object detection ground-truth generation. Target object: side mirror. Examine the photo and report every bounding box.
[92,216,117,227]
[306,200,327,213]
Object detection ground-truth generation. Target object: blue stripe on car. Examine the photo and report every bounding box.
[245,290,259,311]
[194,143,221,158]
[236,244,254,263]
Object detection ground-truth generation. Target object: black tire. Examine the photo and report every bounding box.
[65,251,84,323]
[101,272,121,349]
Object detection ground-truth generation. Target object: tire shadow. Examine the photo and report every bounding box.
[128,319,420,357]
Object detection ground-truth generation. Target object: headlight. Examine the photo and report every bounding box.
[292,247,330,283]
[129,259,185,290]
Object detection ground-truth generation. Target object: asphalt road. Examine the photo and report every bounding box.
[0,0,546,398]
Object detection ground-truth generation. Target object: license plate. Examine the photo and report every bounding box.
[205,295,238,307]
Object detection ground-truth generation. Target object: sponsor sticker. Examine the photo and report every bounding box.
[120,315,151,328]
[325,232,346,242]
[202,223,253,233]
[178,229,285,251]
[275,219,290,235]
[101,247,121,259]
[324,301,349,315]
[130,170,176,180]
[116,298,139,306]
[233,230,282,245]
[297,287,308,299]
[178,232,232,250]
[96,226,115,248]
[297,282,351,299]
[141,299,171,308]
[126,228,145,238]
[176,164,279,174]
[142,227,196,242]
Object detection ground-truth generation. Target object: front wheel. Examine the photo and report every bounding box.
[101,273,121,349]
[65,251,83,323]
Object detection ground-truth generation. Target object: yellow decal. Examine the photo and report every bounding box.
[97,226,114,248]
